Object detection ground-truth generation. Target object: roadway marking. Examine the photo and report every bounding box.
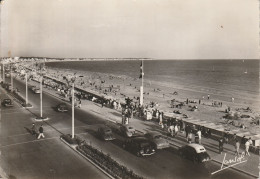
[0,136,60,148]
[0,125,93,139]
[0,131,91,149]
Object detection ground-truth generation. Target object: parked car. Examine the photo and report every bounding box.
[2,98,14,107]
[5,73,10,78]
[144,131,169,149]
[119,124,136,137]
[29,85,36,91]
[178,144,211,163]
[56,103,68,112]
[33,88,40,94]
[97,126,115,141]
[122,137,156,157]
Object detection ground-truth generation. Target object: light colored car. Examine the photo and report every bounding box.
[178,144,211,163]
[120,124,136,137]
[144,131,169,149]
[33,88,40,94]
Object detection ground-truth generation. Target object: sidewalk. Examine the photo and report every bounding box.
[17,76,260,178]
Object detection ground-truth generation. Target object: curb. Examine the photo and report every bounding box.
[60,137,115,179]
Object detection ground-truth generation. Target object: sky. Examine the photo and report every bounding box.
[0,0,259,59]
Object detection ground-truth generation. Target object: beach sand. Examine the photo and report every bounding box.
[25,63,260,135]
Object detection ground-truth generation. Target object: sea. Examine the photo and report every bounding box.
[45,60,260,107]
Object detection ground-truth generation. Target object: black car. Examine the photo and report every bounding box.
[122,137,156,157]
[2,99,14,107]
[178,144,211,163]
[56,103,68,112]
[97,126,115,141]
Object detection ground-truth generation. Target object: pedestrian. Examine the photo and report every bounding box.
[188,132,192,144]
[232,133,237,145]
[207,94,210,100]
[169,124,174,137]
[219,137,224,154]
[174,124,179,137]
[245,137,252,156]
[199,99,201,105]
[197,129,202,144]
[78,100,81,108]
[223,132,229,144]
[37,125,45,139]
[31,123,37,136]
[235,139,240,156]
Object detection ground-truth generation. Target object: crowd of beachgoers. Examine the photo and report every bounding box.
[3,58,260,137]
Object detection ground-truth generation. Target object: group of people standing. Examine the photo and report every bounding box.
[218,133,253,156]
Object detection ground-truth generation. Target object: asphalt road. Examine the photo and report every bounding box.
[0,77,256,179]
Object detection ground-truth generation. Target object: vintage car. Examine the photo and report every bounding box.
[29,85,37,91]
[144,131,169,149]
[119,124,136,137]
[178,144,211,163]
[33,88,40,94]
[122,137,156,157]
[97,126,115,141]
[2,98,14,107]
[56,103,68,112]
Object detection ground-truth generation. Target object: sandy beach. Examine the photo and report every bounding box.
[20,60,260,136]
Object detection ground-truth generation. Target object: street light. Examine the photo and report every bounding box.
[36,61,48,120]
[10,64,13,92]
[25,73,28,105]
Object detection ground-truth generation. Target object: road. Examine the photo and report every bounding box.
[0,77,256,179]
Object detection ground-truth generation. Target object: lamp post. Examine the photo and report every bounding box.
[40,75,43,118]
[10,64,13,92]
[72,82,75,138]
[25,73,28,106]
[2,63,5,83]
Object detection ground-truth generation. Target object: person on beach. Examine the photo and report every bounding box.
[219,137,224,154]
[207,94,210,100]
[245,138,252,156]
[37,125,45,139]
[199,100,201,105]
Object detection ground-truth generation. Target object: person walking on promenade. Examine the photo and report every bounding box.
[174,124,179,137]
[235,139,240,156]
[188,132,192,144]
[245,137,252,156]
[224,132,229,144]
[232,133,237,146]
[219,137,224,154]
[78,100,81,108]
[37,125,45,139]
[31,123,37,136]
[197,129,202,144]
